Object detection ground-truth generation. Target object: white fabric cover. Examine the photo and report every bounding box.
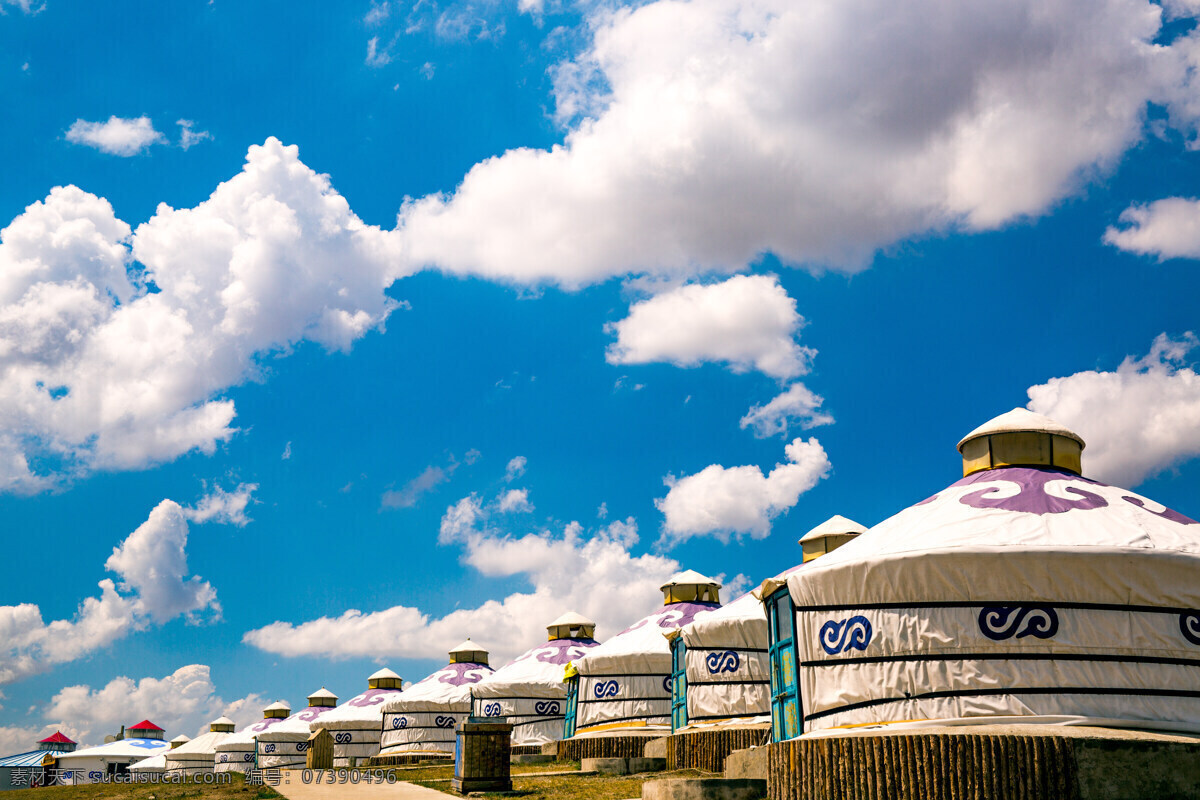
[786,465,1200,735]
[163,730,233,775]
[472,636,599,745]
[127,754,167,773]
[573,602,718,734]
[308,686,403,766]
[379,661,493,756]
[214,717,285,773]
[256,706,338,768]
[678,592,774,727]
[56,738,170,784]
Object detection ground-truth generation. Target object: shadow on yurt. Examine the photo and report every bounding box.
[214,701,290,774]
[761,409,1200,799]
[471,612,601,753]
[560,571,721,761]
[308,667,404,767]
[163,717,235,776]
[374,639,494,765]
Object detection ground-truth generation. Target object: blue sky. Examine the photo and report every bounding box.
[2,0,1200,749]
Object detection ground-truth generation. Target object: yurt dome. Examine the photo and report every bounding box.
[127,754,167,775]
[472,613,601,746]
[56,723,169,784]
[164,717,236,776]
[126,720,165,740]
[674,517,865,732]
[38,732,77,753]
[169,735,190,749]
[309,667,405,767]
[0,732,77,789]
[256,688,339,769]
[567,571,722,739]
[214,701,290,774]
[379,641,494,758]
[771,409,1200,738]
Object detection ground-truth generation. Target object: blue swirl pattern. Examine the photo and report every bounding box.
[435,715,456,728]
[1181,613,1200,646]
[594,680,620,698]
[705,650,740,674]
[483,702,502,717]
[978,606,1059,641]
[819,616,873,655]
[534,700,560,715]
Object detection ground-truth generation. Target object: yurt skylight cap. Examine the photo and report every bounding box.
[546,611,597,641]
[957,408,1086,477]
[169,735,191,748]
[659,569,721,605]
[263,701,291,719]
[368,667,403,690]
[37,731,76,752]
[448,638,489,665]
[307,687,338,707]
[210,716,236,732]
[799,514,867,563]
[128,720,165,739]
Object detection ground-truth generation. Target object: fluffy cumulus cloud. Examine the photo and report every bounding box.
[740,383,834,438]
[392,0,1200,287]
[497,488,533,513]
[656,437,831,545]
[1103,197,1200,259]
[65,116,165,156]
[606,275,813,379]
[0,138,406,491]
[0,490,238,685]
[45,665,267,746]
[245,496,680,664]
[1027,333,1200,487]
[504,455,526,481]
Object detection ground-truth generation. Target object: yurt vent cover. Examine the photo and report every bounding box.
[660,570,721,605]
[170,735,190,749]
[127,720,165,740]
[37,732,77,753]
[799,515,867,563]
[263,701,291,719]
[958,408,1085,477]
[210,716,236,733]
[368,668,403,690]
[547,611,596,641]
[449,638,489,665]
[307,687,338,708]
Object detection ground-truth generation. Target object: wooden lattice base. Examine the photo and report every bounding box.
[558,734,658,762]
[511,745,543,756]
[666,726,770,774]
[361,753,453,767]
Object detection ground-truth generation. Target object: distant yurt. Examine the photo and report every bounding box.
[769,408,1200,739]
[472,613,601,747]
[309,668,404,767]
[126,754,166,776]
[565,571,721,746]
[56,720,169,784]
[164,717,235,776]
[672,517,865,732]
[0,732,76,790]
[378,640,494,759]
[214,701,290,774]
[256,689,338,769]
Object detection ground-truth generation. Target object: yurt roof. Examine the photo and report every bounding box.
[575,601,719,674]
[128,720,164,732]
[214,716,285,748]
[38,732,75,745]
[58,738,170,761]
[659,570,720,590]
[369,667,401,681]
[679,590,769,650]
[263,701,291,714]
[798,514,867,542]
[309,684,406,727]
[166,729,232,757]
[381,661,493,713]
[448,639,486,655]
[308,687,338,702]
[257,704,337,736]
[547,611,596,629]
[170,735,191,744]
[473,636,601,699]
[956,407,1085,449]
[211,716,235,727]
[127,754,168,772]
[0,751,51,768]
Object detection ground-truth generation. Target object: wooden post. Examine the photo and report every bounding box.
[306,729,333,770]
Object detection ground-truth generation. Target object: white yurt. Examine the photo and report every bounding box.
[126,754,167,776]
[775,408,1200,737]
[256,688,338,769]
[214,701,290,774]
[673,517,865,731]
[472,613,601,747]
[0,732,76,790]
[164,717,235,776]
[378,640,494,759]
[567,571,721,739]
[56,720,169,784]
[308,668,404,767]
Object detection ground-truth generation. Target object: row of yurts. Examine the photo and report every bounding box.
[23,408,1200,783]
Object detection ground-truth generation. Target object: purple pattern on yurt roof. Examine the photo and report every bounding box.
[1121,495,1198,525]
[347,687,401,707]
[247,717,285,733]
[433,661,493,686]
[292,706,333,723]
[512,637,599,666]
[618,601,719,635]
[955,467,1106,515]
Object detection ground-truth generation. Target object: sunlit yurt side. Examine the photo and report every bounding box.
[56,720,169,784]
[163,717,235,776]
[566,571,721,748]
[256,689,338,769]
[472,613,601,748]
[770,409,1200,738]
[310,668,404,767]
[377,640,493,760]
[214,701,290,774]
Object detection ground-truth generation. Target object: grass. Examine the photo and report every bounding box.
[4,773,280,800]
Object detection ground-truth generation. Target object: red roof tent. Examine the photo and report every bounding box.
[127,720,164,731]
[38,732,76,744]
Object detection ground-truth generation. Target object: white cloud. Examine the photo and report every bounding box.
[184,483,256,526]
[2,0,44,14]
[0,138,405,491]
[176,119,211,151]
[65,116,165,157]
[364,0,390,25]
[504,455,526,481]
[393,0,1192,287]
[382,464,450,508]
[244,513,679,665]
[1103,197,1200,259]
[606,275,812,380]
[46,665,267,746]
[420,61,435,80]
[497,487,533,513]
[740,383,834,438]
[366,35,392,66]
[281,441,292,460]
[656,437,831,545]
[1027,333,1200,487]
